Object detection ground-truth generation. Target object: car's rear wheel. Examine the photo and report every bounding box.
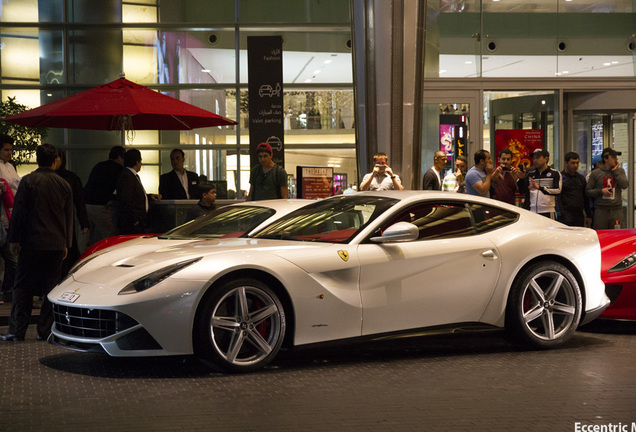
[195,278,286,373]
[506,261,581,348]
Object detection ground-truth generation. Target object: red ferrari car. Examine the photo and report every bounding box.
[597,229,636,320]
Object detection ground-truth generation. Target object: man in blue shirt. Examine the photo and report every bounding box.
[465,150,498,197]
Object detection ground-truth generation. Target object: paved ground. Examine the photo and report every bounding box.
[1,312,636,432]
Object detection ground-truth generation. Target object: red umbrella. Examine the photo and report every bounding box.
[1,77,237,133]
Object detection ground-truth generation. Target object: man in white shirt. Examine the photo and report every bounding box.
[360,152,403,191]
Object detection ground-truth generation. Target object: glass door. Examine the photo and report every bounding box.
[421,91,480,188]
[572,112,634,228]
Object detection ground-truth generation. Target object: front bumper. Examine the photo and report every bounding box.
[48,278,208,356]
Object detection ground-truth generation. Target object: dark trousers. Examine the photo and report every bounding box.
[593,206,623,230]
[9,249,64,339]
[0,239,17,300]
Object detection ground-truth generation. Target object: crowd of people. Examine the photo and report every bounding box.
[421,146,626,229]
[361,145,627,230]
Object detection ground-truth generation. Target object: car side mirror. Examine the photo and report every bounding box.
[370,222,419,243]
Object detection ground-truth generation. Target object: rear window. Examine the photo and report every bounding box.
[468,203,518,233]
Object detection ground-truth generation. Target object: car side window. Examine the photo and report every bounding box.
[383,202,474,240]
[468,203,518,234]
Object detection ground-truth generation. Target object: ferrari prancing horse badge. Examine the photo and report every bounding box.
[338,250,349,262]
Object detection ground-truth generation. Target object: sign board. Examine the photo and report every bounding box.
[296,166,334,199]
[247,36,284,168]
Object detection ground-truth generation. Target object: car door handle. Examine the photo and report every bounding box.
[482,250,498,259]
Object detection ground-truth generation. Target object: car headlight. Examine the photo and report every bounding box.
[608,253,636,273]
[119,257,202,294]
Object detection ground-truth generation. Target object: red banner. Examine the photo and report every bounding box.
[494,129,544,169]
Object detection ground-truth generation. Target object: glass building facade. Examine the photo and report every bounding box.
[1,0,636,225]
[0,0,355,198]
[352,0,636,227]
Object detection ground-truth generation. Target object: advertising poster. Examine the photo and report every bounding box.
[439,121,467,164]
[439,124,454,163]
[494,129,544,169]
[296,166,333,199]
[247,36,284,167]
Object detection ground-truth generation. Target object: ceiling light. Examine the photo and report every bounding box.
[314,70,321,74]
[324,59,332,64]
[304,79,312,83]
[439,69,447,74]
[201,69,210,73]
[612,61,619,64]
[604,62,611,66]
[465,61,472,64]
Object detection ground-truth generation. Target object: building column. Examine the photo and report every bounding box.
[351,0,425,189]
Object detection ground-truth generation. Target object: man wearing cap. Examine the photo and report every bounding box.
[517,148,562,219]
[586,147,628,229]
[247,142,288,201]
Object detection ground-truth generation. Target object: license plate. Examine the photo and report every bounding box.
[57,292,80,303]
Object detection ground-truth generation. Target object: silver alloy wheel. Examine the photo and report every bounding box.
[209,285,283,367]
[519,269,577,341]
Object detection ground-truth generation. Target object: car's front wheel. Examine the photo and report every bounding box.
[506,261,582,348]
[195,278,286,373]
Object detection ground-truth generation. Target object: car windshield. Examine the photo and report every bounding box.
[160,205,276,240]
[252,195,399,243]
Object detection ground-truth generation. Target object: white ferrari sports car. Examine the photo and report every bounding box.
[49,191,609,373]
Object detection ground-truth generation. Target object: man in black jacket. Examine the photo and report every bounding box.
[186,184,217,222]
[84,145,125,245]
[116,148,161,234]
[57,149,90,276]
[557,152,591,227]
[1,143,73,341]
[422,151,447,190]
[159,148,201,200]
